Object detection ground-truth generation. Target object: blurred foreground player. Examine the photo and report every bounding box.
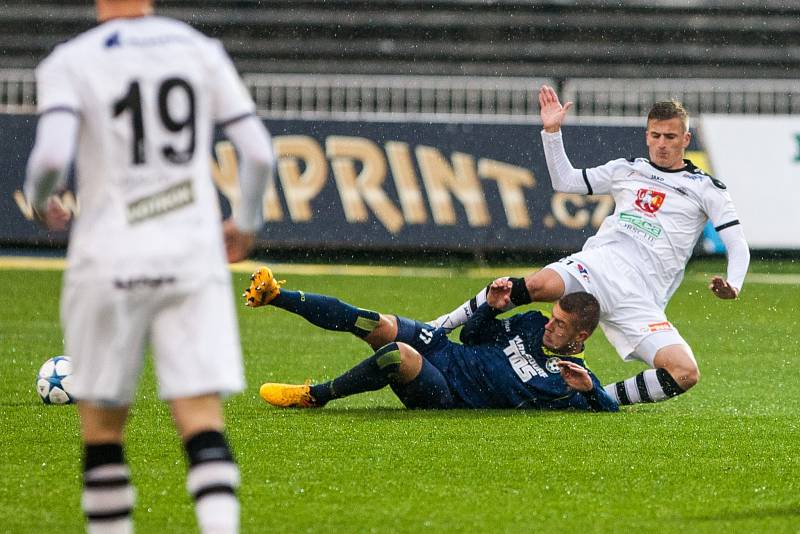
[245,268,618,412]
[430,85,750,406]
[24,0,274,532]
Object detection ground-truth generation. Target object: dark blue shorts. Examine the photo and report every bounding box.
[391,316,466,409]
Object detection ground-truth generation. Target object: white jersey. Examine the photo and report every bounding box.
[35,16,255,282]
[581,157,740,307]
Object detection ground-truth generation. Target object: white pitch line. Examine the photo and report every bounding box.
[0,255,531,280]
[1,256,799,284]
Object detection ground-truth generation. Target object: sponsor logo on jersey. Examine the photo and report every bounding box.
[104,32,121,49]
[619,212,663,239]
[634,188,666,214]
[126,180,195,224]
[559,257,590,282]
[684,173,705,181]
[103,32,192,50]
[504,335,548,382]
[575,262,590,282]
[647,321,673,332]
[545,357,562,374]
[114,275,176,290]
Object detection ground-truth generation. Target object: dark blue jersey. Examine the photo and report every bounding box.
[398,305,618,412]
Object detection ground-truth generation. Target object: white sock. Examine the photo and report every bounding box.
[430,283,498,331]
[187,461,240,534]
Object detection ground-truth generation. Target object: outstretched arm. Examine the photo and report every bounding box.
[538,86,589,194]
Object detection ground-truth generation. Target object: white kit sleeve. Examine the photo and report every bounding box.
[540,129,587,193]
[223,115,275,233]
[717,223,750,293]
[24,109,79,212]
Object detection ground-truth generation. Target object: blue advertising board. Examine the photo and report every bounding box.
[1,114,711,253]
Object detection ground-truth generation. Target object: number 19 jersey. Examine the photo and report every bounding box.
[35,16,255,281]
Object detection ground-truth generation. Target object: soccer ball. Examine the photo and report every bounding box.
[36,355,75,405]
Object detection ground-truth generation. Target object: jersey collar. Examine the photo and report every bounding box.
[542,344,585,360]
[646,158,695,174]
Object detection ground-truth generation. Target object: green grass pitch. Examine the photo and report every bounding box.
[1,258,799,532]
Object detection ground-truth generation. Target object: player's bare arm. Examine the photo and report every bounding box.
[538,85,573,133]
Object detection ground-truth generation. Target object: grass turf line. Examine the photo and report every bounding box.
[1,260,799,532]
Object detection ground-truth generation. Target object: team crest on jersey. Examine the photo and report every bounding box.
[634,189,666,214]
[545,357,562,374]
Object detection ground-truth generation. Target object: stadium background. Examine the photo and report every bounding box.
[1,0,798,259]
[2,2,800,532]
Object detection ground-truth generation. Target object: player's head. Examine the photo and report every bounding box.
[96,0,154,22]
[646,100,692,170]
[543,292,600,353]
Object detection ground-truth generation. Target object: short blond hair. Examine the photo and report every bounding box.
[647,100,689,131]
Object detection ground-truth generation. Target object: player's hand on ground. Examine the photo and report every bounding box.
[223,218,255,263]
[709,276,739,300]
[486,278,512,310]
[33,196,71,231]
[558,360,593,392]
[539,84,573,133]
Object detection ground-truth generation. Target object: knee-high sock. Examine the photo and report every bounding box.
[310,343,402,404]
[271,289,380,338]
[604,368,685,405]
[185,430,240,534]
[82,443,135,534]
[430,277,529,331]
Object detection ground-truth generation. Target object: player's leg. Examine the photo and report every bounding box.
[170,395,240,534]
[244,266,384,340]
[261,342,433,407]
[151,277,245,534]
[429,265,569,332]
[62,279,146,534]
[603,329,698,406]
[389,354,459,409]
[79,404,135,534]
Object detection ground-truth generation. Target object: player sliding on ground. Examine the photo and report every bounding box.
[244,267,618,412]
[429,85,751,407]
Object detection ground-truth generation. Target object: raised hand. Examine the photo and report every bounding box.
[486,277,513,310]
[539,84,573,133]
[709,275,739,300]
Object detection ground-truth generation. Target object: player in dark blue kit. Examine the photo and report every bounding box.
[246,267,618,413]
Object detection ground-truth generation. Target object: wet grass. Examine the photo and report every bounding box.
[1,259,799,532]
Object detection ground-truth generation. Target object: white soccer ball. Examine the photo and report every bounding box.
[36,355,75,405]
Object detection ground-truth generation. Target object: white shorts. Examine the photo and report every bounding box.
[61,272,245,405]
[545,247,689,367]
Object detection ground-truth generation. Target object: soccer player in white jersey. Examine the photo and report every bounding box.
[23,1,274,532]
[431,85,750,407]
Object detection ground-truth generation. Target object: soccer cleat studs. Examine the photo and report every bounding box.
[243,266,285,307]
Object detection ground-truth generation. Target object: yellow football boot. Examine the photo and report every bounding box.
[259,382,323,408]
[243,266,285,307]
